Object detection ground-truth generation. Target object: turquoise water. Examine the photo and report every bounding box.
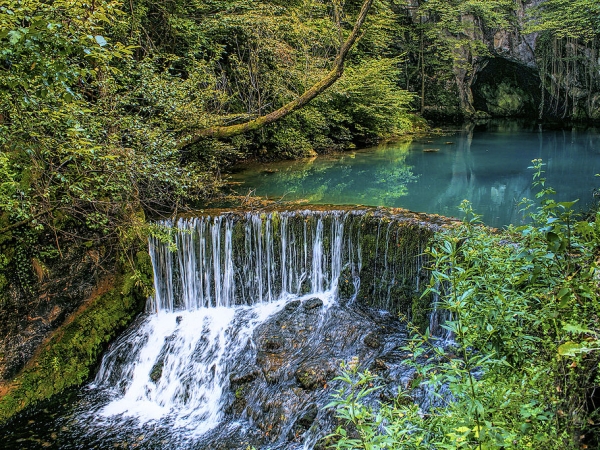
[230,120,600,227]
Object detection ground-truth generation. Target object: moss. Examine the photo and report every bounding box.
[411,291,432,333]
[0,252,150,423]
[478,80,531,117]
[350,216,433,314]
[235,386,244,399]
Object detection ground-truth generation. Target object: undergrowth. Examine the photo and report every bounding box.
[327,160,600,449]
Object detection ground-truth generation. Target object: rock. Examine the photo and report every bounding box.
[303,298,323,310]
[295,359,337,390]
[293,403,318,432]
[363,331,381,349]
[149,359,164,382]
[284,300,301,311]
[370,358,388,371]
[257,351,287,383]
[229,368,260,385]
[260,335,285,353]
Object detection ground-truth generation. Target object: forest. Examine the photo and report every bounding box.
[1,0,600,448]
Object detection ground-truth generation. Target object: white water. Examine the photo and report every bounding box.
[88,210,435,444]
[93,292,336,436]
[94,211,353,436]
[148,212,349,312]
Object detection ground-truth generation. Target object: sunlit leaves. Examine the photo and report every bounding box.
[526,0,600,41]
[331,161,600,448]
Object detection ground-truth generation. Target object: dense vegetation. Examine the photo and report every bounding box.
[2,0,600,444]
[2,0,600,291]
[328,162,600,448]
[0,0,419,298]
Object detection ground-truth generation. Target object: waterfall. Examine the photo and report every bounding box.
[81,209,438,448]
[147,210,432,314]
[93,300,295,435]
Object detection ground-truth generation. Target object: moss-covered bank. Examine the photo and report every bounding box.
[0,251,152,422]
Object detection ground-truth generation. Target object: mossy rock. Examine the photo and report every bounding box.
[477,80,534,117]
[0,252,150,423]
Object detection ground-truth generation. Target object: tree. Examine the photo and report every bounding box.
[177,0,375,146]
[400,0,514,115]
[526,0,600,119]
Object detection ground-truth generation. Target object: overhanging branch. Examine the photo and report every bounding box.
[177,0,375,147]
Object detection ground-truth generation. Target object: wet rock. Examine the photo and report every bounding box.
[370,358,389,372]
[257,351,287,383]
[295,359,337,390]
[230,368,260,385]
[6,284,422,450]
[260,335,285,353]
[149,333,177,383]
[230,383,252,415]
[296,403,318,429]
[363,331,381,349]
[303,298,323,310]
[149,359,164,382]
[284,300,301,311]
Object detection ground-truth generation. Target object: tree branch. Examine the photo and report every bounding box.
[177,0,375,147]
[0,207,58,236]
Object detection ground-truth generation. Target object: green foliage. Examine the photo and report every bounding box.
[527,0,600,41]
[326,358,426,449]
[0,0,218,294]
[0,0,418,294]
[398,0,515,115]
[479,80,531,116]
[526,1,600,119]
[329,161,600,448]
[419,0,514,36]
[263,57,415,157]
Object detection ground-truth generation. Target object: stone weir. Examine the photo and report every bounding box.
[149,207,456,316]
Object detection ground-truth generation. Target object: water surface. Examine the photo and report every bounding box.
[231,120,600,227]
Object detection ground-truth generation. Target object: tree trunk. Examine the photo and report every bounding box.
[177,0,375,148]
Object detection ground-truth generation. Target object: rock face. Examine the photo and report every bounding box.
[0,208,454,448]
[439,0,600,120]
[0,239,104,381]
[218,300,413,449]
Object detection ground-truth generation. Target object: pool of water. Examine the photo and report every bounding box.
[230,120,600,227]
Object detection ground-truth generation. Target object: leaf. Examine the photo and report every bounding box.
[8,29,21,45]
[558,341,582,356]
[563,323,593,335]
[557,200,579,210]
[557,287,570,299]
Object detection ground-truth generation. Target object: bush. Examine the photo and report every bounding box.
[327,160,600,449]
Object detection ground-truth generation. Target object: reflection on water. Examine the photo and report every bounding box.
[231,120,600,227]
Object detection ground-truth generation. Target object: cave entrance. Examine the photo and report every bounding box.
[472,57,542,118]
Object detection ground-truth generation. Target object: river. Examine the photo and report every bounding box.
[230,120,600,227]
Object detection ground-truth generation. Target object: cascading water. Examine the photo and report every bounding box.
[147,211,350,312]
[1,209,449,449]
